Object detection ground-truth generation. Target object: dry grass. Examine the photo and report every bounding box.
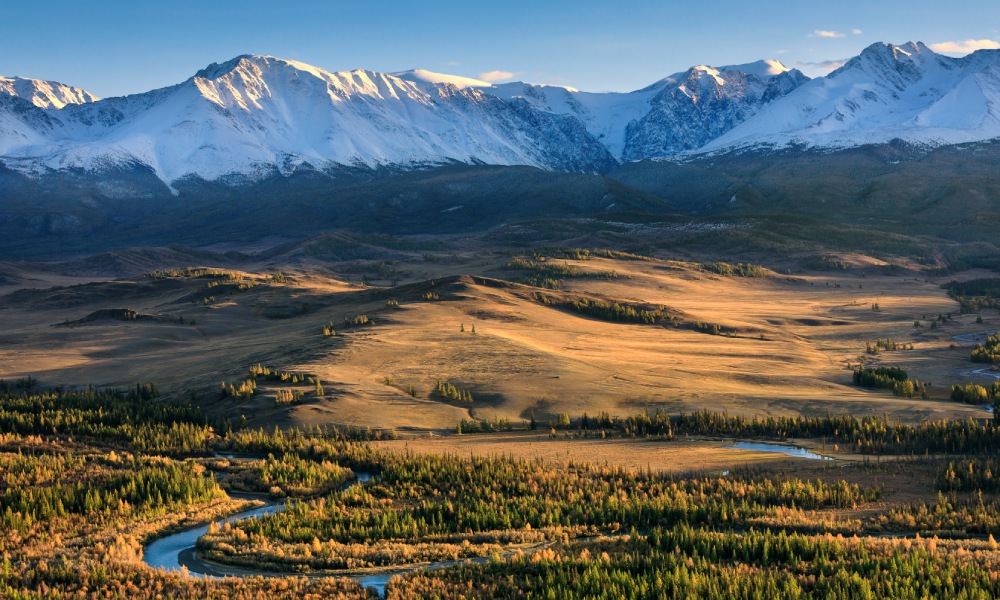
[0,254,993,431]
[375,431,787,474]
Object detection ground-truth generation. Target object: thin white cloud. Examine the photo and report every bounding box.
[811,29,845,39]
[445,60,461,67]
[795,59,848,78]
[851,28,863,36]
[477,70,516,82]
[928,39,1000,54]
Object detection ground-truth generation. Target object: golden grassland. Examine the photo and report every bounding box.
[375,432,787,474]
[0,252,994,435]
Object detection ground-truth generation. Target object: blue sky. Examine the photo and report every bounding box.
[4,0,999,97]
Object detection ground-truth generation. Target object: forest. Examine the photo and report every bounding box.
[4,386,1000,598]
[972,334,1000,364]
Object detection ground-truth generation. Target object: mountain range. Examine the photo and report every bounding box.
[3,41,999,190]
[1,41,1000,257]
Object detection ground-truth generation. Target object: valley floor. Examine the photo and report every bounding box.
[2,241,1000,597]
[0,245,993,429]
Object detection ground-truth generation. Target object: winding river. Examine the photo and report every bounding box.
[146,441,833,593]
[142,472,492,597]
[972,367,1000,381]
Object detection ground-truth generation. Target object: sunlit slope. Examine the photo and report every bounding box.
[0,254,990,430]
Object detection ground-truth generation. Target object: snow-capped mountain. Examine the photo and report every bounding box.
[702,42,1000,152]
[620,61,809,160]
[0,77,99,156]
[0,54,806,187]
[1,42,999,192]
[466,59,805,159]
[0,76,98,109]
[391,69,494,90]
[0,55,617,185]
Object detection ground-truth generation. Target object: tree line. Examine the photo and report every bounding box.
[543,409,1000,455]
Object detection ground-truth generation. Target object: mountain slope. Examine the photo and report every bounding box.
[0,56,618,186]
[482,59,807,159]
[0,94,61,155]
[621,62,809,159]
[0,55,809,186]
[1,42,999,211]
[703,42,1000,152]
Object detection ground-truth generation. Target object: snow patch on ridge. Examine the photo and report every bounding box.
[718,59,793,78]
[392,69,494,89]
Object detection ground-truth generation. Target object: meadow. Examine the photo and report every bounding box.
[2,238,1000,597]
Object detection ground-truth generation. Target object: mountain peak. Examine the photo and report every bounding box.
[687,65,726,85]
[652,58,802,92]
[2,41,999,188]
[193,54,329,80]
[193,55,258,80]
[828,41,946,88]
[854,40,937,65]
[0,75,99,109]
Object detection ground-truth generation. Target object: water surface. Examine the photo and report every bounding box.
[726,442,833,460]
